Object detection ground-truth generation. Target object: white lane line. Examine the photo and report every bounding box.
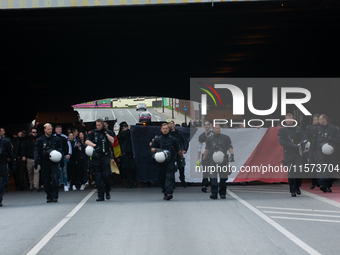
[148,112,161,122]
[228,186,286,190]
[300,189,340,210]
[127,109,138,123]
[257,206,340,214]
[228,187,287,192]
[228,189,287,194]
[26,190,96,255]
[227,189,321,255]
[271,216,340,224]
[111,110,116,120]
[264,211,340,218]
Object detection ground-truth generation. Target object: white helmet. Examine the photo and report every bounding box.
[154,150,171,163]
[212,151,225,164]
[299,141,310,156]
[85,146,94,157]
[322,143,334,155]
[49,150,62,162]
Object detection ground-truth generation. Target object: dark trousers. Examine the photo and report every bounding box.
[13,157,25,189]
[92,155,112,199]
[41,160,60,200]
[122,154,136,185]
[210,169,228,196]
[285,152,303,193]
[202,158,210,187]
[308,153,318,186]
[316,152,336,188]
[77,158,88,184]
[175,155,185,183]
[158,159,175,195]
[0,164,7,202]
[67,161,78,186]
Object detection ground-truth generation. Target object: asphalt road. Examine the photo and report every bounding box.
[76,108,167,126]
[1,183,340,255]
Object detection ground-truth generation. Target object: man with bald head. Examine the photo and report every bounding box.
[203,124,234,199]
[35,123,64,203]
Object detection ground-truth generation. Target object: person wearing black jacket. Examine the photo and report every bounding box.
[54,125,72,192]
[34,123,64,203]
[0,134,16,207]
[118,121,137,189]
[315,114,340,193]
[169,120,188,187]
[151,123,184,201]
[22,127,40,191]
[11,130,25,190]
[67,132,78,191]
[75,131,89,190]
[304,114,320,189]
[278,114,307,197]
[86,118,115,202]
[203,124,234,199]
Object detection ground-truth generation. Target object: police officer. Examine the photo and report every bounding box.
[85,118,115,201]
[203,124,234,199]
[34,123,64,203]
[304,114,320,189]
[0,133,16,207]
[315,114,340,192]
[197,121,214,193]
[151,123,183,201]
[278,113,306,197]
[169,120,188,187]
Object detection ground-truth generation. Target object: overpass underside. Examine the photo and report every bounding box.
[1,0,269,9]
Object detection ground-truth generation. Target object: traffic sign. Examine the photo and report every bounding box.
[184,107,187,112]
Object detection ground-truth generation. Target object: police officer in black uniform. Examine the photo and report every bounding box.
[315,114,340,192]
[169,120,188,187]
[86,118,115,201]
[151,123,184,201]
[0,133,16,207]
[278,114,307,197]
[34,123,64,203]
[304,114,320,189]
[203,124,234,199]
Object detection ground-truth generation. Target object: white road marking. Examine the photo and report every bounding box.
[257,206,340,214]
[111,110,116,119]
[227,189,321,255]
[228,187,287,192]
[228,189,287,194]
[271,216,340,223]
[264,211,340,218]
[127,109,138,123]
[26,190,96,255]
[300,189,340,210]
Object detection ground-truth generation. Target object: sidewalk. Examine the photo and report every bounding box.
[153,107,194,125]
